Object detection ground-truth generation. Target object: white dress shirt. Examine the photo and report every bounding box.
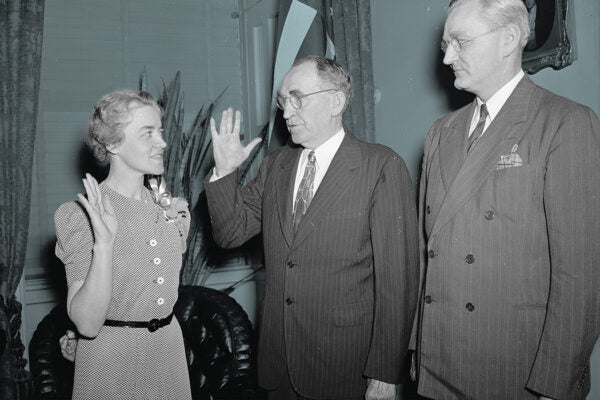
[469,69,525,137]
[292,128,345,213]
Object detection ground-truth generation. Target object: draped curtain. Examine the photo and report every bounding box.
[0,1,45,398]
[330,0,375,142]
[277,0,375,142]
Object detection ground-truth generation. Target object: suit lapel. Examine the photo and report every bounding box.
[276,147,302,248]
[439,104,473,191]
[292,133,362,248]
[430,76,536,238]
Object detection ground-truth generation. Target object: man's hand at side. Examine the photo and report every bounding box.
[366,379,396,400]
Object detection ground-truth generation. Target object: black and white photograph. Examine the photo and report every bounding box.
[0,1,598,399]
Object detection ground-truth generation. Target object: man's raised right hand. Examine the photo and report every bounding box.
[210,107,262,178]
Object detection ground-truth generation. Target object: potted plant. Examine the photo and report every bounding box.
[141,70,266,286]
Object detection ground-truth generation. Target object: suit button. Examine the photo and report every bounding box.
[465,254,475,264]
[285,298,293,305]
[428,250,435,259]
[287,261,294,268]
[426,205,431,214]
[424,295,432,304]
[484,210,495,220]
[466,302,475,312]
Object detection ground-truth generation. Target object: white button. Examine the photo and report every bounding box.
[149,239,157,247]
[155,277,164,285]
[153,257,161,265]
[156,297,164,305]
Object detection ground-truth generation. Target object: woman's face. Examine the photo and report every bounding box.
[109,104,166,176]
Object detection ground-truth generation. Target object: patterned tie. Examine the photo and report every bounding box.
[293,151,316,231]
[466,103,489,153]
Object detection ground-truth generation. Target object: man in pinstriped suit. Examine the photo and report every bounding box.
[412,0,600,399]
[205,56,419,399]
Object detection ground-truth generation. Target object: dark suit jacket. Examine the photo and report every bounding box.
[205,133,419,398]
[414,75,600,399]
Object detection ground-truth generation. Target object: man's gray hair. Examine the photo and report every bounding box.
[449,0,530,48]
[293,55,353,112]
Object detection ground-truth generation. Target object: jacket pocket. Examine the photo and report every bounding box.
[511,303,546,310]
[332,301,373,327]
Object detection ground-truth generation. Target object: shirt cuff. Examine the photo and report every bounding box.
[209,167,221,182]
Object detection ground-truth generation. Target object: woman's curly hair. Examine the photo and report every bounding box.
[86,90,161,165]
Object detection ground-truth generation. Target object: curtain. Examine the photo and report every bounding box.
[276,0,375,142]
[0,1,45,398]
[330,0,375,142]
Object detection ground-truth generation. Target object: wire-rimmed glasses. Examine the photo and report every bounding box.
[276,88,338,110]
[441,26,505,53]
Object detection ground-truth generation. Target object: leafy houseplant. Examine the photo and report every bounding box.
[141,70,266,286]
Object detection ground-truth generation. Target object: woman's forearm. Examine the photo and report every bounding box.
[67,242,114,338]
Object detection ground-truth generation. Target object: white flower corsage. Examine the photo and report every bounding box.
[148,176,189,223]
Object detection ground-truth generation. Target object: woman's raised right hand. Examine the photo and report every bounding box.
[77,173,117,246]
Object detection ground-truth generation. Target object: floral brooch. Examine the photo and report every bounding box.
[148,176,189,222]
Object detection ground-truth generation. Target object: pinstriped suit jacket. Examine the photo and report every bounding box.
[414,75,600,399]
[205,133,419,398]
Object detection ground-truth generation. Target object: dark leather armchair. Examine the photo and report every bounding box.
[29,285,260,399]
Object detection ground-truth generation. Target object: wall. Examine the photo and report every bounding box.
[22,0,254,360]
[371,0,599,398]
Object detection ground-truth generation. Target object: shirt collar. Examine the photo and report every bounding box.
[302,127,345,167]
[477,70,525,121]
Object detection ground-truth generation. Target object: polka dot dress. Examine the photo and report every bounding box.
[54,182,191,400]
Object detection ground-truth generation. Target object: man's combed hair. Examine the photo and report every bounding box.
[448,0,530,48]
[87,90,161,165]
[294,55,353,112]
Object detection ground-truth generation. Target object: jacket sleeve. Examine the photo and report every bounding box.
[526,105,600,399]
[363,151,420,383]
[409,125,436,354]
[204,156,273,249]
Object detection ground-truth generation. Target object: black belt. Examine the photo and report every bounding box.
[104,311,174,332]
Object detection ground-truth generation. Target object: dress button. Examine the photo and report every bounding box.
[466,302,475,312]
[157,297,165,305]
[428,250,435,259]
[149,239,157,247]
[287,261,294,268]
[424,295,432,304]
[285,298,293,305]
[465,254,475,264]
[155,277,164,285]
[426,205,431,214]
[153,257,161,265]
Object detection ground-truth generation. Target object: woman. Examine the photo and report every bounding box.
[54,90,191,399]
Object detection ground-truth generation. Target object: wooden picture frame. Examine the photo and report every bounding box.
[522,0,574,74]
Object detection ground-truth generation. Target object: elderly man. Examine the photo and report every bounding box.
[205,55,419,399]
[412,0,600,399]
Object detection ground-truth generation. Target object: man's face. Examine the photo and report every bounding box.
[278,62,336,149]
[442,3,505,99]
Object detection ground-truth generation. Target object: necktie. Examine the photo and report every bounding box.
[466,103,488,153]
[293,151,316,231]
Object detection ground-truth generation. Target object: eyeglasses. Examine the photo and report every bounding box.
[276,88,338,110]
[441,26,504,53]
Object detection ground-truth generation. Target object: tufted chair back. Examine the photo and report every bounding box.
[29,285,259,399]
